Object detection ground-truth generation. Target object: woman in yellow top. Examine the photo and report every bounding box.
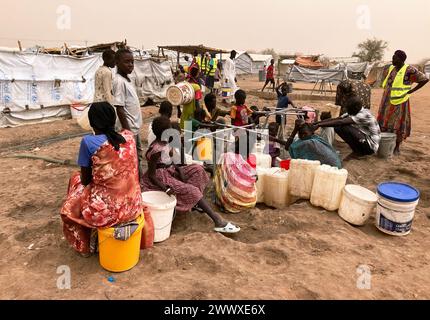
[180,67,203,129]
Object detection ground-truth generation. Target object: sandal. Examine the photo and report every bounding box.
[192,205,204,213]
[214,222,241,234]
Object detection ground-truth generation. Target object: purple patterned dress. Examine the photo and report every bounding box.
[140,141,210,213]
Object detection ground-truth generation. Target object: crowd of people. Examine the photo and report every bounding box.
[60,48,428,256]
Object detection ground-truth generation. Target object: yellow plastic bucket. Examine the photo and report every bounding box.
[98,214,145,272]
[196,138,213,161]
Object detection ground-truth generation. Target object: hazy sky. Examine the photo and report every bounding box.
[1,0,429,62]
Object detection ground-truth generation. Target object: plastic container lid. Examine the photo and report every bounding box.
[377,182,420,203]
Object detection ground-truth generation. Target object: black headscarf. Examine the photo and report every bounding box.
[88,102,126,151]
[394,50,407,63]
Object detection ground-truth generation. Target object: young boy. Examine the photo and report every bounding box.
[262,59,276,92]
[204,93,228,124]
[275,82,296,126]
[265,122,281,167]
[230,89,253,127]
[94,49,116,105]
[230,90,255,159]
[318,111,335,146]
[112,48,144,181]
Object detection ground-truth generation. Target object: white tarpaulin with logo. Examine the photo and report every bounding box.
[0,51,173,127]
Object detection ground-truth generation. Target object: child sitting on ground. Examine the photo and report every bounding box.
[318,111,335,146]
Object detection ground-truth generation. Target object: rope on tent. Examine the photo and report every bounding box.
[1,154,78,166]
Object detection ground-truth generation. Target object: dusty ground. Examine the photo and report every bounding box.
[0,76,429,300]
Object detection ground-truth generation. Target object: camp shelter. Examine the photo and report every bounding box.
[365,62,391,87]
[0,49,173,127]
[295,56,324,69]
[157,44,229,70]
[248,53,273,73]
[425,61,430,78]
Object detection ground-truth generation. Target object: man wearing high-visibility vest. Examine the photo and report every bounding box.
[200,52,210,84]
[205,52,218,92]
[190,50,201,73]
[377,50,429,155]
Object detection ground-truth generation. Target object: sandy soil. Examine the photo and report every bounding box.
[0,77,429,300]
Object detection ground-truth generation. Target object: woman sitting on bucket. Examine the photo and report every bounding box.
[141,116,240,234]
[60,102,143,256]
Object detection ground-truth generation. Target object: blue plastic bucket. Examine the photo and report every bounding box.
[375,182,420,236]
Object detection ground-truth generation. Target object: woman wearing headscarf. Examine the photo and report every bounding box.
[61,102,143,255]
[377,50,429,155]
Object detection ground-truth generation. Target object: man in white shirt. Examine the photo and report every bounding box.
[112,48,144,181]
[94,49,116,105]
[222,50,238,103]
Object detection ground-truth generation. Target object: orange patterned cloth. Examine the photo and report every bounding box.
[60,130,143,254]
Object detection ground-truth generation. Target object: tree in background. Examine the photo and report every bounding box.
[260,48,279,61]
[353,38,388,62]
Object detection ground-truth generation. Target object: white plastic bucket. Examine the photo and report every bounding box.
[377,132,397,158]
[77,106,92,131]
[375,182,420,236]
[141,191,177,243]
[338,185,378,226]
[70,104,88,119]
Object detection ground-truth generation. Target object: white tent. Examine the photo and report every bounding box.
[248,54,273,73]
[0,50,173,127]
[425,61,430,78]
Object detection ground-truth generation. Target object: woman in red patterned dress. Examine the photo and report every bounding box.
[61,102,143,255]
[141,116,240,234]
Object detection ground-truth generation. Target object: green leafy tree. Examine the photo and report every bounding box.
[353,38,388,62]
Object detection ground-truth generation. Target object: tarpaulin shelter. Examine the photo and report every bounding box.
[287,65,345,83]
[295,56,323,69]
[157,44,229,70]
[248,54,273,73]
[216,51,253,75]
[425,61,430,78]
[0,49,173,127]
[332,62,369,80]
[287,65,345,95]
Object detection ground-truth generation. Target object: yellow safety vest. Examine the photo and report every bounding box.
[195,56,202,70]
[208,58,218,76]
[201,57,208,72]
[382,64,412,105]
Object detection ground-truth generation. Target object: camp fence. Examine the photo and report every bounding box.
[0,50,173,127]
[287,65,345,83]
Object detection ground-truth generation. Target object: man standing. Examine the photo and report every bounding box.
[94,49,116,104]
[262,59,275,92]
[205,52,218,93]
[222,50,238,103]
[112,48,144,182]
[377,50,429,155]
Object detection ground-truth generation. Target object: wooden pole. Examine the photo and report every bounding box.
[177,51,180,70]
[17,40,22,51]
